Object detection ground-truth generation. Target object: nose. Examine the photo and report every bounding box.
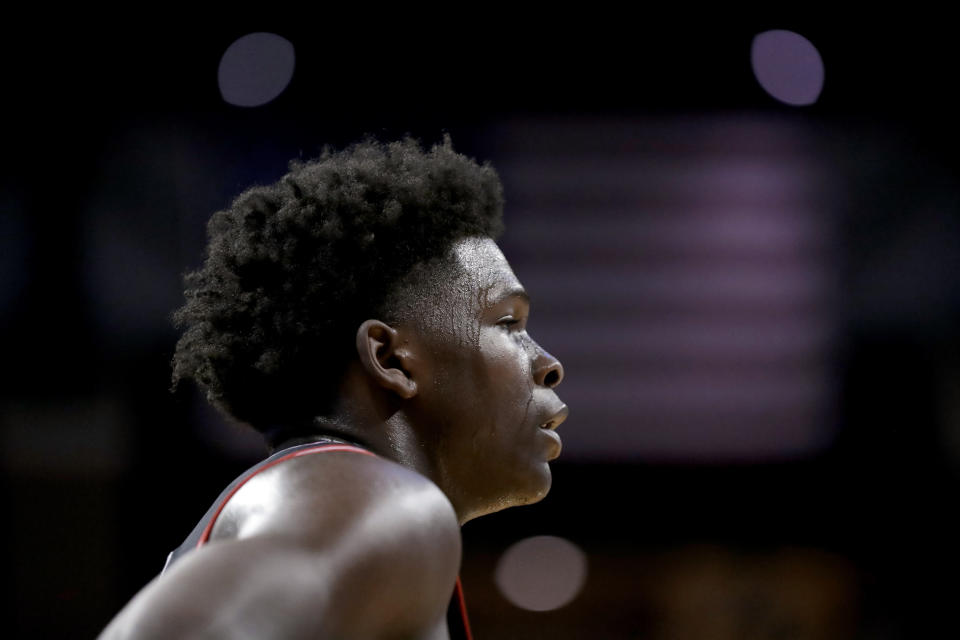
[532,348,564,389]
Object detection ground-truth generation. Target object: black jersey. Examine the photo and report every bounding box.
[163,438,473,640]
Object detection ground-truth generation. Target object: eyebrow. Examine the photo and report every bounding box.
[492,285,531,307]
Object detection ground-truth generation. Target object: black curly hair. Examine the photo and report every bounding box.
[171,136,504,436]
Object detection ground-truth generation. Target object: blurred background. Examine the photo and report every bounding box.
[2,16,958,639]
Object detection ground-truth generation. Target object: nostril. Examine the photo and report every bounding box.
[533,345,564,388]
[544,368,561,388]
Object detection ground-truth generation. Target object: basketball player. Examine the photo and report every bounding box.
[98,137,568,639]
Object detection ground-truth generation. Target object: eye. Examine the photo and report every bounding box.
[497,316,522,329]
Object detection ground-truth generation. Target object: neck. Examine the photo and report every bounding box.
[312,366,442,485]
[267,425,366,454]
[299,363,472,524]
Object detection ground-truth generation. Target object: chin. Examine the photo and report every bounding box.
[507,464,554,508]
[462,465,554,523]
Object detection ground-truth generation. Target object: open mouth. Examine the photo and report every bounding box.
[539,405,569,431]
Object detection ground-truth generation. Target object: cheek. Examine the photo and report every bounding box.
[470,334,514,385]
[425,331,534,439]
[469,337,535,422]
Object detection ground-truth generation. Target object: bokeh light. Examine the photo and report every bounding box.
[494,535,588,612]
[218,32,295,107]
[751,30,824,106]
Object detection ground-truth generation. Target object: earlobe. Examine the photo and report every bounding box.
[355,319,418,399]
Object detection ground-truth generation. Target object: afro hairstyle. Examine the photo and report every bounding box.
[171,136,505,436]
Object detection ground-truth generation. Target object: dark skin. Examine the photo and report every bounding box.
[99,237,567,640]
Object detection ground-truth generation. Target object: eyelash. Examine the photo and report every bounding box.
[498,317,523,329]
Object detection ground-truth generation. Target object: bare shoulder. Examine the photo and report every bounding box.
[216,448,460,553]
[100,451,461,640]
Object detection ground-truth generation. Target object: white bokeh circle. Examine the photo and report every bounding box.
[751,29,824,106]
[218,32,295,107]
[494,535,588,612]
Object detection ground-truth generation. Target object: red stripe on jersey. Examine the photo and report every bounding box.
[454,577,474,640]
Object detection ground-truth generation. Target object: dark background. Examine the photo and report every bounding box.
[3,17,959,639]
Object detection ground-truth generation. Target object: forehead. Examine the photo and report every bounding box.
[450,237,523,304]
[393,237,523,340]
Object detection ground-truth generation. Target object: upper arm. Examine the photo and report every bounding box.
[100,537,346,640]
[100,454,461,640]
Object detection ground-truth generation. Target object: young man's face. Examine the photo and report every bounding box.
[404,237,567,523]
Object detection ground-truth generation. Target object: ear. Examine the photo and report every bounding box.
[355,319,418,399]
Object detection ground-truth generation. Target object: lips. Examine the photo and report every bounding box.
[539,404,569,431]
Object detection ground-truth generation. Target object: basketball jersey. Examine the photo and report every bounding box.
[163,437,473,640]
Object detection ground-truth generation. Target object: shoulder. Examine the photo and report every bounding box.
[217,446,459,553]
[101,450,460,639]
[218,448,462,633]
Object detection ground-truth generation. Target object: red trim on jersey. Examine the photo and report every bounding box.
[196,444,375,547]
[454,576,474,640]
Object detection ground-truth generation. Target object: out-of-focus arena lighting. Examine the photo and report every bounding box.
[494,536,587,612]
[751,30,824,106]
[218,33,295,107]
